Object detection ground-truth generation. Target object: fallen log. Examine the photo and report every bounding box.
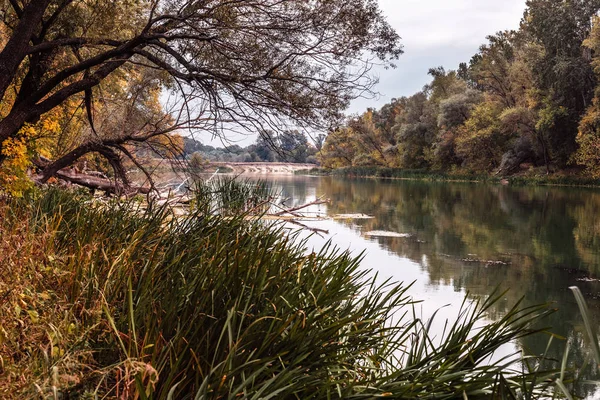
[49,171,151,195]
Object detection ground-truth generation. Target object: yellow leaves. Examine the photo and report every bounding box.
[0,107,68,196]
[575,104,600,178]
[0,136,34,197]
[27,310,40,324]
[2,137,28,161]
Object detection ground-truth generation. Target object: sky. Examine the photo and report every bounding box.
[348,0,527,114]
[201,0,527,147]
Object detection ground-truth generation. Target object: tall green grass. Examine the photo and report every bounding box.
[191,176,274,215]
[303,167,494,182]
[0,183,567,398]
[555,287,600,399]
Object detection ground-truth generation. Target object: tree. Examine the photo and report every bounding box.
[523,0,600,165]
[319,127,359,168]
[393,92,437,169]
[437,89,482,129]
[468,32,518,108]
[278,131,311,163]
[0,0,401,192]
[254,133,277,162]
[425,67,468,103]
[455,102,509,172]
[432,89,482,169]
[576,16,600,177]
[348,110,393,166]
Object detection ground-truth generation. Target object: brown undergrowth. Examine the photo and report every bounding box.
[0,199,96,398]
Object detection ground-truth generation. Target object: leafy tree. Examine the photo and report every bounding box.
[254,133,278,162]
[424,67,467,103]
[456,102,508,171]
[371,98,404,144]
[348,110,393,166]
[432,89,482,169]
[437,89,482,130]
[523,0,600,165]
[0,0,401,192]
[393,92,436,168]
[319,127,359,168]
[278,131,311,163]
[468,32,518,108]
[576,16,600,177]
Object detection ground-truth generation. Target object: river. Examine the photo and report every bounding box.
[243,174,600,396]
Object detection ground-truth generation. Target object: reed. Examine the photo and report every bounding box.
[0,184,566,399]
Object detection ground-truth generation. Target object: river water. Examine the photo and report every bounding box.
[245,174,600,395]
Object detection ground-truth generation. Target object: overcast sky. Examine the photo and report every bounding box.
[348,0,527,114]
[202,0,527,147]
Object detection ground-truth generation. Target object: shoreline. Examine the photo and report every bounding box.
[300,167,600,188]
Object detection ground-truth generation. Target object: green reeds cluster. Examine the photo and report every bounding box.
[304,167,493,183]
[0,184,566,399]
[192,176,274,215]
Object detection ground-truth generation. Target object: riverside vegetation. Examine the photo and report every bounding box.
[318,1,600,182]
[0,179,598,399]
[303,166,600,188]
[3,1,600,398]
[0,179,576,398]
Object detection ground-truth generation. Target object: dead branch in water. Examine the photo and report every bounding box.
[272,196,329,216]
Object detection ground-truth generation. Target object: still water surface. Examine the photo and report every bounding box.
[253,174,600,394]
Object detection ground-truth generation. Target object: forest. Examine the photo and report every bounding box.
[319,0,600,179]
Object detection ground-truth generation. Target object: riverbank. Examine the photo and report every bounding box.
[0,184,567,398]
[201,162,317,174]
[302,166,600,187]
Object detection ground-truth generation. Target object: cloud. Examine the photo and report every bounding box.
[347,0,526,113]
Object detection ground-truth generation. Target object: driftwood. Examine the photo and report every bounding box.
[264,196,330,235]
[32,155,151,195]
[271,196,329,216]
[285,219,329,235]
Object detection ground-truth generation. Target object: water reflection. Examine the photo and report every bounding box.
[258,175,600,397]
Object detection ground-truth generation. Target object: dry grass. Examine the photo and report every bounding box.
[0,200,96,398]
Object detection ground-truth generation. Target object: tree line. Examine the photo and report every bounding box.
[184,130,324,164]
[320,0,600,178]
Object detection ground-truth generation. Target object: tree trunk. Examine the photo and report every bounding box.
[40,143,98,183]
[0,107,30,144]
[0,0,52,100]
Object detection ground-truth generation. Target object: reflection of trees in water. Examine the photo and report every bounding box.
[318,178,600,281]
[256,176,317,208]
[316,177,600,393]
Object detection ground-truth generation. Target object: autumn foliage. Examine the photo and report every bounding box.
[320,1,600,179]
